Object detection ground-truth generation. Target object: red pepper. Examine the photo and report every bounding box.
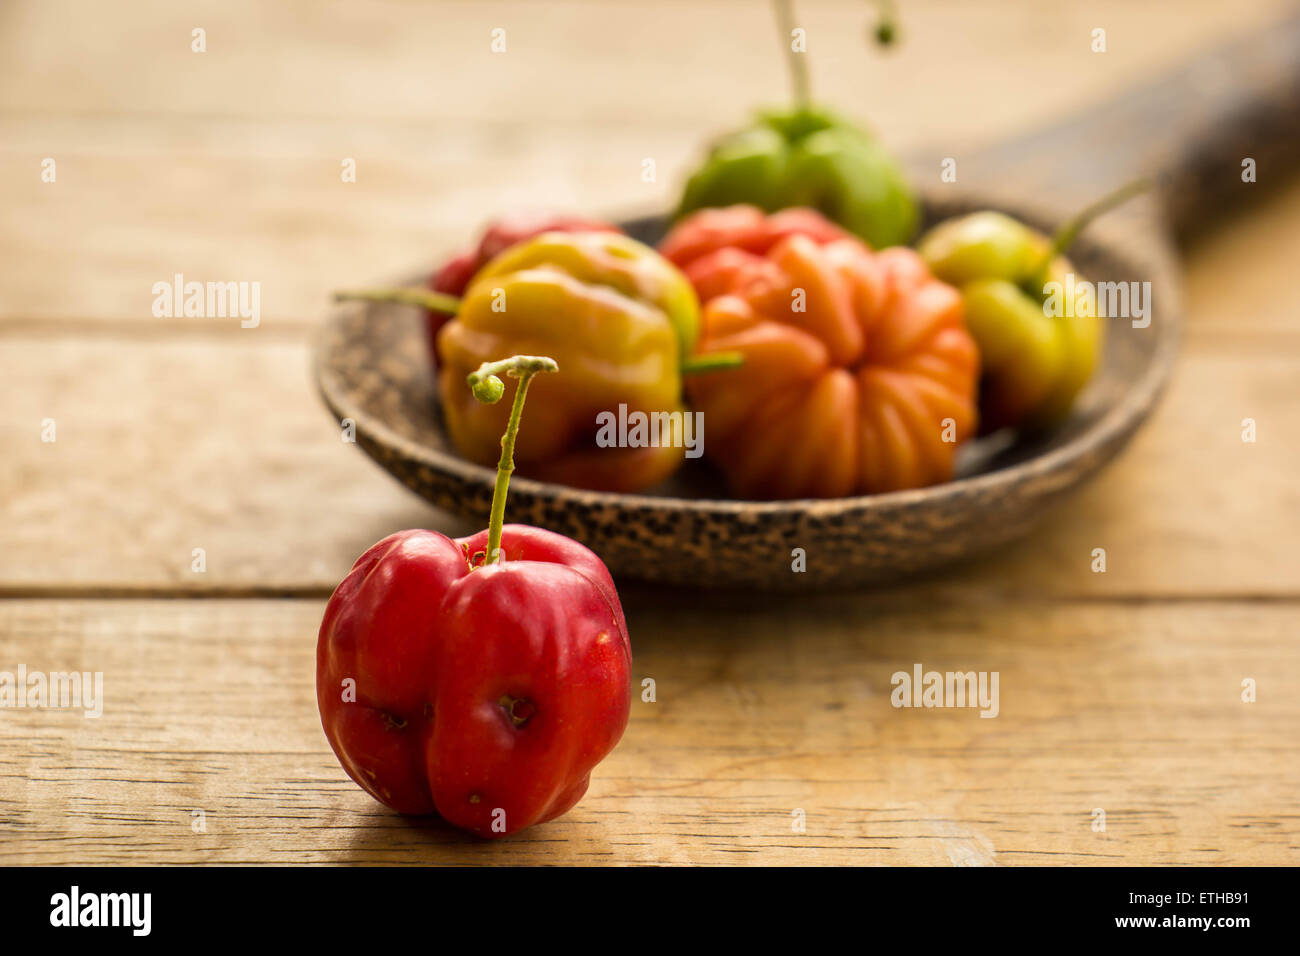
[426,214,620,366]
[316,356,631,837]
[658,204,850,302]
[658,204,849,266]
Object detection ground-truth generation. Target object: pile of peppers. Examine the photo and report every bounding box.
[337,189,1132,502]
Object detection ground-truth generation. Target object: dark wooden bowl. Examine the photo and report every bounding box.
[315,192,1178,589]
[315,13,1300,589]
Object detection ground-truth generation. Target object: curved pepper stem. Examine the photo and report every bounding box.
[334,288,461,314]
[1026,178,1152,293]
[772,0,811,108]
[773,0,901,107]
[467,355,560,566]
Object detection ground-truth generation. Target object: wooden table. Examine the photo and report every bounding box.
[1,0,1297,865]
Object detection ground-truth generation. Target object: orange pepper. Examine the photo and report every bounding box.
[664,209,980,499]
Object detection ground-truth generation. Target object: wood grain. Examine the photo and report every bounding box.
[1,597,1295,865]
[2,0,1298,865]
[1,0,1292,324]
[1,330,1294,597]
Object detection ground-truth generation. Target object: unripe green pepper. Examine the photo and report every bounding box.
[677,2,917,249]
[680,107,917,250]
[918,182,1146,433]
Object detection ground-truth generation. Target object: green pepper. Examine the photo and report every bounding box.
[676,1,917,249]
[918,182,1147,433]
[679,107,917,249]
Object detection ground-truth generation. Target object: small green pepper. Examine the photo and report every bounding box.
[918,182,1147,433]
[680,107,917,249]
[677,1,917,249]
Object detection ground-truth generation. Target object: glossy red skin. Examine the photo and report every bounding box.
[316,524,631,837]
[426,214,619,368]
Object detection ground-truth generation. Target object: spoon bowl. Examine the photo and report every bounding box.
[315,192,1179,589]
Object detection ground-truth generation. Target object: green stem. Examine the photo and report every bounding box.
[682,352,745,375]
[773,0,810,108]
[467,355,559,566]
[1026,178,1152,291]
[871,0,899,46]
[334,288,461,314]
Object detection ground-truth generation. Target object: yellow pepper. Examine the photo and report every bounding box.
[436,231,702,492]
[918,182,1146,433]
[919,212,1100,432]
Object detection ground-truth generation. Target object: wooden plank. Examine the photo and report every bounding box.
[1,0,1278,128]
[9,120,1300,328]
[1181,177,1300,339]
[0,334,477,593]
[2,0,1295,325]
[0,597,1294,865]
[0,115,693,324]
[1,331,1295,597]
[1,0,1296,873]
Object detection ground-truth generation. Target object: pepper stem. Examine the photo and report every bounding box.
[681,352,745,375]
[467,355,559,566]
[334,288,460,314]
[1026,178,1152,290]
[773,0,810,108]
